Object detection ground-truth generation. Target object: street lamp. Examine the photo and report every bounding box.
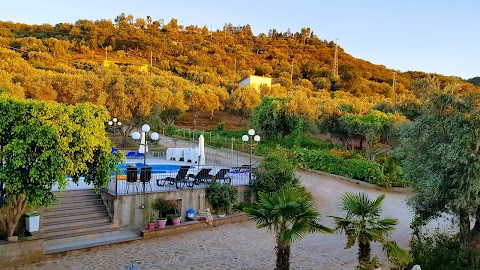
[242,129,260,184]
[108,117,122,147]
[132,124,159,194]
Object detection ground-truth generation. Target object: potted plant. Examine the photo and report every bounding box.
[216,207,226,218]
[206,179,238,217]
[25,211,40,232]
[152,198,173,228]
[166,213,181,226]
[167,200,181,225]
[147,202,156,231]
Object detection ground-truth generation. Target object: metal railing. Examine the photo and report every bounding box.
[107,165,254,196]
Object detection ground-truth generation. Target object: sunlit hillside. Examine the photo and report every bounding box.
[0,14,478,130]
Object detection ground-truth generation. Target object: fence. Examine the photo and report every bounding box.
[107,164,254,196]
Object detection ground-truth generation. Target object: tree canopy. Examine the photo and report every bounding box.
[400,93,480,249]
[0,97,121,237]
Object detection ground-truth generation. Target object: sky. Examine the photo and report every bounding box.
[1,0,478,79]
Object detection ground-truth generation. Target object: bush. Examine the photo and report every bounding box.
[297,149,392,187]
[164,125,177,136]
[206,180,238,212]
[250,148,300,194]
[284,133,337,150]
[340,159,384,183]
[216,121,225,131]
[376,153,407,188]
[152,198,173,219]
[304,150,343,173]
[410,233,468,270]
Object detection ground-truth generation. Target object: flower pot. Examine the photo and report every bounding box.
[156,218,167,228]
[147,222,155,231]
[26,215,40,232]
[217,213,226,218]
[171,217,181,226]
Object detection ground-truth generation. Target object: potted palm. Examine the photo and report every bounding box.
[206,179,238,217]
[147,202,156,231]
[25,211,40,232]
[152,198,172,228]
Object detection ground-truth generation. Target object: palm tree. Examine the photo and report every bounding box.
[330,192,403,267]
[243,188,333,270]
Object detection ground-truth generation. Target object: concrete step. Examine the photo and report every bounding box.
[44,216,112,231]
[43,204,107,217]
[43,210,109,223]
[44,222,117,238]
[53,189,97,196]
[54,193,101,203]
[44,188,119,250]
[49,198,104,209]
[45,230,141,255]
[45,227,121,245]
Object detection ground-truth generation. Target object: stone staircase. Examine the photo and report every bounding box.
[43,189,120,251]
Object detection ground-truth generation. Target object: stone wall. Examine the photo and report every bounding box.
[0,237,45,268]
[103,186,253,229]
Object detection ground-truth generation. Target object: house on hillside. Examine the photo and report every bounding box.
[238,75,271,92]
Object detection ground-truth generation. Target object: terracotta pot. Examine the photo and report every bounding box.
[147,222,155,231]
[172,217,181,226]
[156,218,167,228]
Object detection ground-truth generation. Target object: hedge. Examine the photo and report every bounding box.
[295,149,388,186]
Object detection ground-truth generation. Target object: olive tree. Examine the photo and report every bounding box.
[400,93,480,251]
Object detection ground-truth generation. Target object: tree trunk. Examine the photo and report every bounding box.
[358,241,371,266]
[473,207,480,232]
[276,244,291,270]
[459,209,470,247]
[0,194,28,237]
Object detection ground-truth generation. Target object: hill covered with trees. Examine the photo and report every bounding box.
[0,13,478,132]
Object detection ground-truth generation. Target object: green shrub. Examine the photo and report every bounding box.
[250,148,300,194]
[375,153,407,188]
[206,180,238,212]
[295,149,395,187]
[410,233,468,270]
[340,159,384,183]
[164,125,177,136]
[304,150,343,173]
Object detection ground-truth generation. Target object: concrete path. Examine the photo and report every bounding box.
[5,136,430,270]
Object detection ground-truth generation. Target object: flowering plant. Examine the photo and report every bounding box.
[206,180,238,213]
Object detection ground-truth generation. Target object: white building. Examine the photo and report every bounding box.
[238,75,272,92]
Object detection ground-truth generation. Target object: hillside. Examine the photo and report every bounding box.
[0,14,479,130]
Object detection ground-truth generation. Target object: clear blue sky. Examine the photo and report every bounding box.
[1,0,478,79]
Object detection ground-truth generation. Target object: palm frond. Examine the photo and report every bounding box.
[246,187,333,249]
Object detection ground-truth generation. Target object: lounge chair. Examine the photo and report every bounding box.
[209,168,232,185]
[187,168,212,186]
[126,151,136,159]
[156,166,190,189]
